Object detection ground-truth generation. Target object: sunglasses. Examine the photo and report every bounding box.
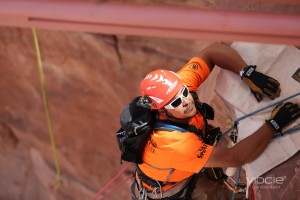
[164,85,189,109]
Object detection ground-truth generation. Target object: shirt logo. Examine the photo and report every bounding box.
[149,138,157,153]
[197,144,208,159]
[188,63,199,71]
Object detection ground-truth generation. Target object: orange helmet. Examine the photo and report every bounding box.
[140,69,183,109]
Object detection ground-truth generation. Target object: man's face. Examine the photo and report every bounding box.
[164,86,197,119]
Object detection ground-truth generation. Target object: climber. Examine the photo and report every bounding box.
[131,42,300,200]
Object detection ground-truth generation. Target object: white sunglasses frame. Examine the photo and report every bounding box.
[164,85,189,110]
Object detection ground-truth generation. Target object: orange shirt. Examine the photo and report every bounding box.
[138,57,214,183]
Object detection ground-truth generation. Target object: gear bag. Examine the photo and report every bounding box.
[116,96,155,164]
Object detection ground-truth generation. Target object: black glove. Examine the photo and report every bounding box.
[266,102,300,132]
[241,65,281,102]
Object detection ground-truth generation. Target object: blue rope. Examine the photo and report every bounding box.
[236,92,300,123]
[231,167,242,200]
[221,92,300,200]
[273,125,300,139]
[222,92,300,138]
[230,124,299,200]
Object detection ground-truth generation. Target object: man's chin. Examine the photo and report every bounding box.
[180,110,197,121]
[184,104,196,115]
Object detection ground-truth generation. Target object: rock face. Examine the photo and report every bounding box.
[1,1,300,200]
[0,27,214,200]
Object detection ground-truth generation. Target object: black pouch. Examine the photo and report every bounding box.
[116,96,155,164]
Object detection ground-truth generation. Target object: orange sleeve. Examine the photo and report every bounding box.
[171,133,213,173]
[177,57,211,92]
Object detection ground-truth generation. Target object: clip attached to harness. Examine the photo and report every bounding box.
[204,168,246,194]
[230,122,239,143]
[224,176,247,194]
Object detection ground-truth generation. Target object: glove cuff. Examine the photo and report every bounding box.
[240,65,257,79]
[265,119,281,132]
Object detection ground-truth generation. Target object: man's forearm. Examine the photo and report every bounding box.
[205,123,275,167]
[231,123,275,164]
[199,42,247,74]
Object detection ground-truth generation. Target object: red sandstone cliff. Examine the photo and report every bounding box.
[1,1,300,199]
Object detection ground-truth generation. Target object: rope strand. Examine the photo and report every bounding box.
[100,175,132,200]
[32,27,62,190]
[222,92,300,138]
[92,162,132,200]
[226,92,300,200]
[96,93,299,199]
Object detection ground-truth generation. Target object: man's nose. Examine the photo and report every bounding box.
[182,97,188,106]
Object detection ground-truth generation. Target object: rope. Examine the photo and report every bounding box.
[95,93,300,199]
[250,182,256,200]
[32,28,62,190]
[231,167,242,200]
[236,92,300,123]
[229,124,300,200]
[100,175,132,200]
[92,162,132,200]
[224,92,300,200]
[222,92,300,137]
[273,124,300,139]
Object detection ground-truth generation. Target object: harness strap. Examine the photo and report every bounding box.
[135,165,177,189]
[164,169,175,184]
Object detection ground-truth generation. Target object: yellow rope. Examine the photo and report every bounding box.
[32,28,63,190]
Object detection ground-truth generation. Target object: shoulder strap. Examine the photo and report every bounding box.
[154,120,204,139]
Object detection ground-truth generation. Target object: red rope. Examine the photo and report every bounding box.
[100,175,132,200]
[250,183,255,200]
[92,162,132,200]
